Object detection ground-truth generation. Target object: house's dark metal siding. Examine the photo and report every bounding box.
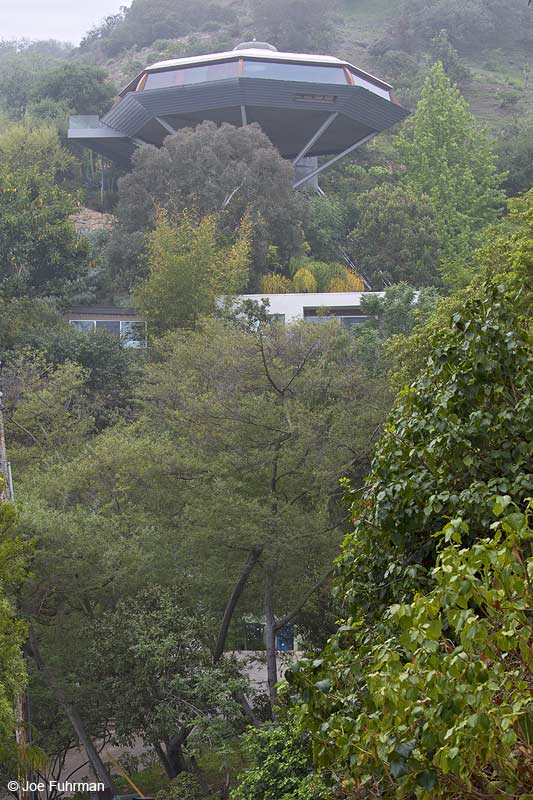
[101,78,407,156]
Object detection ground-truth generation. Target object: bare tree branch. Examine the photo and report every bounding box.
[213,545,264,662]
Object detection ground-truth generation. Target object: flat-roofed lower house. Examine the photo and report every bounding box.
[65,293,380,345]
[242,291,376,327]
[65,306,147,348]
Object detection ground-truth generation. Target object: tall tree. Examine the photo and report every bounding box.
[347,185,442,288]
[0,127,89,298]
[16,317,389,723]
[32,63,115,116]
[398,62,505,286]
[107,121,305,288]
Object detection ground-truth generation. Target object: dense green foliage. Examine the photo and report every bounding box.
[0,166,88,298]
[285,250,533,796]
[135,211,251,332]
[107,122,305,289]
[0,496,30,772]
[345,281,531,614]
[33,63,115,116]
[347,186,441,288]
[0,0,532,793]
[9,316,390,782]
[398,64,505,285]
[232,721,330,800]
[289,503,533,798]
[86,588,247,769]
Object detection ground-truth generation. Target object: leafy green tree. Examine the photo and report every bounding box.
[0,43,74,121]
[302,196,349,263]
[385,185,533,393]
[427,29,470,81]
[0,53,39,120]
[0,124,75,180]
[0,129,89,297]
[18,318,389,724]
[109,121,305,288]
[341,283,532,616]
[85,587,247,779]
[32,63,115,116]
[398,63,505,286]
[4,354,94,469]
[501,188,533,291]
[0,297,138,429]
[499,120,533,197]
[347,185,441,289]
[285,273,533,798]
[135,210,251,332]
[0,493,30,772]
[0,297,63,354]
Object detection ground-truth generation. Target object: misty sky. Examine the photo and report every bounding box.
[0,0,130,44]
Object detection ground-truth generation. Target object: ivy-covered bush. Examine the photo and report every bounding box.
[231,721,331,800]
[284,275,533,798]
[288,502,533,798]
[339,281,533,617]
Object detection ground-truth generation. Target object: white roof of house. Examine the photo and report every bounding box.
[149,49,345,71]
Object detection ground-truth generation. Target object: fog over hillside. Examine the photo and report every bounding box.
[1,0,128,42]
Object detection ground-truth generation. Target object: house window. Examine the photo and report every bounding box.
[243,60,347,84]
[121,321,147,348]
[341,316,368,329]
[143,60,239,90]
[69,320,147,348]
[350,71,391,99]
[95,320,121,335]
[242,622,296,651]
[69,320,95,332]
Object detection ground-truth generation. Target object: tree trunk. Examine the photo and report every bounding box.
[220,769,231,800]
[236,691,261,727]
[213,545,263,663]
[164,732,189,779]
[153,741,174,780]
[190,755,210,795]
[263,569,278,714]
[27,628,114,792]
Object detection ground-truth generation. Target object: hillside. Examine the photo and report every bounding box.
[82,0,533,132]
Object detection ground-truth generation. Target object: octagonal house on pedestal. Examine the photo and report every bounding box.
[69,42,408,191]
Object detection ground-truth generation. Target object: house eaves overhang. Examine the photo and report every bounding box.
[72,78,407,163]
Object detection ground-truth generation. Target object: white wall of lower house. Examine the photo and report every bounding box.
[240,291,380,323]
[232,650,303,695]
